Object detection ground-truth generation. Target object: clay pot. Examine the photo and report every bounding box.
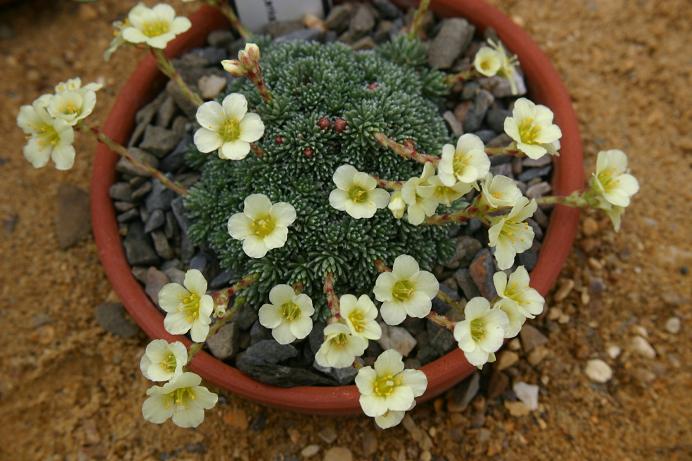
[91,2,583,415]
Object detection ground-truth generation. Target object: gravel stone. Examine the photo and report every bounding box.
[144,266,169,303]
[454,268,481,299]
[140,125,182,157]
[585,359,613,383]
[462,89,494,132]
[207,322,240,360]
[526,181,552,198]
[55,184,91,249]
[155,96,177,128]
[349,4,376,39]
[123,222,159,266]
[469,249,497,299]
[665,317,681,334]
[145,180,176,211]
[630,336,656,359]
[447,373,480,412]
[109,182,133,202]
[116,148,159,177]
[373,0,401,19]
[197,74,227,99]
[520,325,548,352]
[144,209,165,233]
[486,107,510,133]
[446,236,483,269]
[274,28,323,43]
[324,4,353,32]
[428,18,474,69]
[94,302,139,338]
[513,382,539,410]
[151,230,174,260]
[378,324,417,357]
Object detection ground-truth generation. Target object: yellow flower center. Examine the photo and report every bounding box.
[160,352,178,373]
[348,309,366,333]
[331,333,349,347]
[251,214,276,238]
[62,101,80,115]
[347,185,369,204]
[142,19,170,37]
[470,317,487,342]
[373,373,402,397]
[279,302,301,321]
[517,117,541,144]
[165,386,196,408]
[181,292,201,323]
[392,279,415,302]
[452,152,469,176]
[500,221,530,245]
[37,123,61,148]
[219,118,241,142]
[479,58,494,72]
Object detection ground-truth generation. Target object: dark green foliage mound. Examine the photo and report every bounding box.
[185,37,455,317]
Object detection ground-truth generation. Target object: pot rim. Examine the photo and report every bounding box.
[91,1,582,415]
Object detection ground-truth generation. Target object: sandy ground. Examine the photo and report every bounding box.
[0,0,690,460]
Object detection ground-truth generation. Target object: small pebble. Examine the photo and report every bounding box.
[512,382,539,411]
[323,447,353,461]
[301,444,320,458]
[665,317,681,334]
[585,359,613,383]
[630,336,656,359]
[606,344,621,359]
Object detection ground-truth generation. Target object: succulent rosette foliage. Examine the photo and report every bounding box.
[185,38,457,317]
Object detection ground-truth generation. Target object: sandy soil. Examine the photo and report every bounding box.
[0,1,690,460]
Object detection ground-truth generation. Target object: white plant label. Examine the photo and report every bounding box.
[231,0,332,32]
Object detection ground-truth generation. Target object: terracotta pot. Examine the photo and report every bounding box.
[91,1,583,415]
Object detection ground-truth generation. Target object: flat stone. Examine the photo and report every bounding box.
[209,269,234,290]
[324,4,353,32]
[469,249,497,299]
[207,29,235,48]
[486,107,510,133]
[520,325,548,352]
[443,110,463,136]
[585,359,612,383]
[139,125,182,157]
[145,179,176,211]
[55,184,91,249]
[479,74,527,98]
[526,181,552,198]
[163,267,185,285]
[143,209,165,233]
[94,302,139,338]
[116,208,139,223]
[144,266,169,303]
[198,74,227,99]
[523,156,553,168]
[373,0,401,19]
[487,369,509,399]
[170,197,190,233]
[463,90,494,132]
[207,322,240,360]
[447,372,480,412]
[513,382,539,411]
[151,230,174,260]
[323,447,353,461]
[155,96,177,128]
[264,19,304,37]
[109,182,132,202]
[351,36,376,50]
[630,336,656,359]
[236,302,259,330]
[445,236,482,269]
[349,4,376,39]
[431,283,461,315]
[250,320,272,344]
[313,361,358,385]
[166,79,198,119]
[131,181,153,201]
[116,148,159,177]
[428,18,474,69]
[427,321,456,354]
[496,350,519,370]
[665,317,681,334]
[454,268,481,299]
[378,324,417,357]
[123,222,159,266]
[274,28,323,44]
[518,166,552,182]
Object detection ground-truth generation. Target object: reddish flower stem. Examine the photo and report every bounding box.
[374,132,439,165]
[323,272,340,318]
